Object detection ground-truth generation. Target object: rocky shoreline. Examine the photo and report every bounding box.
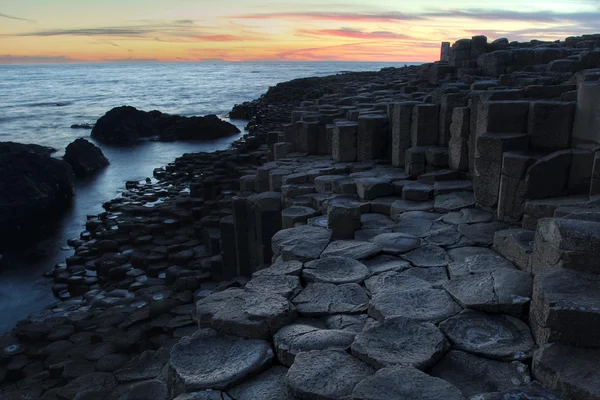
[2,33,600,399]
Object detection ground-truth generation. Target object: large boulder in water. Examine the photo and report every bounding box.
[0,143,75,249]
[159,114,240,141]
[63,138,109,177]
[91,106,157,144]
[91,106,240,144]
[0,141,56,156]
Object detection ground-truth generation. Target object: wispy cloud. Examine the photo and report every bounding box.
[0,55,77,64]
[422,8,600,24]
[0,12,35,23]
[299,27,414,40]
[235,11,422,23]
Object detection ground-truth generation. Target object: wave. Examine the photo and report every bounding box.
[23,101,74,108]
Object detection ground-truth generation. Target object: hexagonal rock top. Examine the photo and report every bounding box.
[370,232,421,255]
[252,260,303,277]
[273,323,356,367]
[168,329,273,397]
[320,240,382,260]
[369,288,462,323]
[227,366,289,400]
[285,349,374,399]
[401,245,450,268]
[351,317,449,370]
[272,226,332,262]
[292,283,369,316]
[245,275,303,299]
[303,256,370,284]
[444,268,532,315]
[447,254,516,278]
[351,366,465,400]
[196,288,297,339]
[364,271,432,296]
[439,310,536,361]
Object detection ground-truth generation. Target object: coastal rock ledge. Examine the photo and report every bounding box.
[63,138,109,177]
[91,106,241,144]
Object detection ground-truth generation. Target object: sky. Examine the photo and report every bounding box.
[0,0,599,63]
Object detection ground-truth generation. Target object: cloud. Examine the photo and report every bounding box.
[0,12,35,23]
[299,27,414,40]
[422,9,600,24]
[235,11,422,23]
[0,55,77,64]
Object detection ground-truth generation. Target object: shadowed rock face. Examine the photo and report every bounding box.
[0,142,75,249]
[91,106,240,144]
[63,138,109,177]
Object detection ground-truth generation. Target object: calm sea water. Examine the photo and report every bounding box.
[0,61,417,333]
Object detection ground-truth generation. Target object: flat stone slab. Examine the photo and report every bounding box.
[285,349,374,399]
[351,366,465,400]
[360,213,396,229]
[371,232,421,255]
[530,268,600,348]
[392,219,448,238]
[447,246,500,262]
[434,180,473,195]
[227,367,289,400]
[443,208,494,225]
[252,261,303,277]
[431,350,531,397]
[351,317,449,370]
[174,391,232,400]
[303,256,370,284]
[391,200,434,219]
[439,310,536,361]
[434,192,476,212]
[168,329,273,396]
[425,227,466,247]
[272,226,332,262]
[532,343,600,400]
[444,268,533,315]
[114,348,170,382]
[325,314,372,333]
[402,245,450,267]
[447,254,516,278]
[273,323,356,367]
[196,288,297,339]
[320,240,382,260]
[292,283,369,316]
[472,381,561,400]
[368,288,462,323]
[245,275,303,299]
[362,254,411,274]
[59,372,118,400]
[402,266,449,287]
[458,222,513,246]
[364,271,432,296]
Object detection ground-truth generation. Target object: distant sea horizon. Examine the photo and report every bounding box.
[0,59,427,66]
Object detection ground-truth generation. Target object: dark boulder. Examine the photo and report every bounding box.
[159,114,240,141]
[0,141,56,157]
[71,123,94,129]
[91,106,240,144]
[63,138,109,177]
[91,106,157,144]
[0,143,75,249]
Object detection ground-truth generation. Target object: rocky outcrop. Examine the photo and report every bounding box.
[0,142,74,249]
[63,138,109,177]
[91,106,240,144]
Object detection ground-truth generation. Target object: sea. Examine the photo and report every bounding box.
[0,61,418,333]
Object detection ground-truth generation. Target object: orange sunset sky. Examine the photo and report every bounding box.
[0,0,599,63]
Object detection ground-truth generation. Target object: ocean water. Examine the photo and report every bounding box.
[0,61,416,333]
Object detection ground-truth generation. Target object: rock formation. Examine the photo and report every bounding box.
[63,138,109,177]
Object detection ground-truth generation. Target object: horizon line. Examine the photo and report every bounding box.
[0,59,427,66]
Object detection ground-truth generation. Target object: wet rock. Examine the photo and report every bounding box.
[292,283,369,316]
[196,288,297,339]
[284,349,374,399]
[168,329,273,396]
[273,323,355,367]
[368,288,461,323]
[532,343,600,400]
[303,256,370,284]
[351,317,449,370]
[352,366,465,400]
[320,240,382,260]
[63,138,109,177]
[440,310,536,361]
[227,367,289,400]
[431,351,531,397]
